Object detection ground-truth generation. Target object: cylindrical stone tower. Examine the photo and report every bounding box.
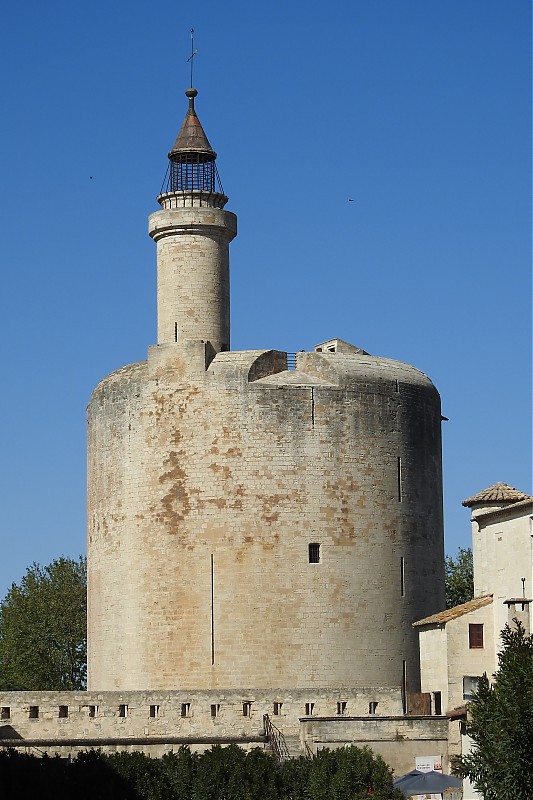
[148,88,237,351]
[87,88,445,696]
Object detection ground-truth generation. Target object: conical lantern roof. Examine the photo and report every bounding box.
[169,88,216,159]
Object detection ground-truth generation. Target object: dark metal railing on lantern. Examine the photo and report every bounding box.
[159,153,226,196]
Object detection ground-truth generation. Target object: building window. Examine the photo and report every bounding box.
[463,676,480,700]
[469,623,484,649]
[150,705,160,718]
[336,701,347,715]
[210,704,220,718]
[118,704,128,718]
[58,705,68,718]
[29,706,39,719]
[242,702,252,717]
[88,705,98,718]
[369,702,378,714]
[1,707,10,720]
[180,703,190,718]
[305,702,315,716]
[309,543,320,563]
[273,702,283,716]
[433,692,442,715]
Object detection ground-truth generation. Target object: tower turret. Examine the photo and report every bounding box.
[148,88,237,351]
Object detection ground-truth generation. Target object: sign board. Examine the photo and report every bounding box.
[415,755,442,773]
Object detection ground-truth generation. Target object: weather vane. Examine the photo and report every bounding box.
[187,28,198,87]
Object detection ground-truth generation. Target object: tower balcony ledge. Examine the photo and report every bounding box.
[148,205,237,243]
[157,189,228,210]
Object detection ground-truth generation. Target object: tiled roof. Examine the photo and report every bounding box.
[462,482,533,507]
[412,595,493,627]
[448,705,467,720]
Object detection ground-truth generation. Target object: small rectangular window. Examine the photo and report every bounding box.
[118,704,128,718]
[88,705,98,718]
[309,543,320,563]
[469,624,484,649]
[305,702,315,716]
[273,702,283,716]
[336,701,347,715]
[180,703,190,718]
[1,707,10,720]
[210,704,220,718]
[242,702,252,717]
[150,705,159,718]
[29,706,39,719]
[368,702,378,714]
[463,676,480,700]
[58,705,68,718]
[433,692,442,715]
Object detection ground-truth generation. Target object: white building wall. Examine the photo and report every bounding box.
[418,626,448,711]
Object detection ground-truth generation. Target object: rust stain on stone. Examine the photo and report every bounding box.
[158,450,190,529]
[207,498,226,509]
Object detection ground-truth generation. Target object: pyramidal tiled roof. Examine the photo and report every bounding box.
[462,482,533,508]
[413,595,493,627]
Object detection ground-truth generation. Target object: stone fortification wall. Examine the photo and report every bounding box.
[301,715,450,777]
[87,344,444,692]
[0,688,448,776]
[0,687,400,757]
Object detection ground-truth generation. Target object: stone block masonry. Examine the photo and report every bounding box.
[87,345,444,692]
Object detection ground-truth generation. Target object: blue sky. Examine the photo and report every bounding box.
[0,0,530,598]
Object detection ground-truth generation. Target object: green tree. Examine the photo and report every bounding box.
[455,621,533,799]
[445,546,474,608]
[304,746,402,800]
[0,556,86,690]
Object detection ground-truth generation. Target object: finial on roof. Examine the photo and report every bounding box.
[187,28,198,88]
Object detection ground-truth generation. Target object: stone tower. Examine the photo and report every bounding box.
[87,87,445,694]
[149,88,236,352]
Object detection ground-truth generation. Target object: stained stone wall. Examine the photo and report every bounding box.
[87,343,444,692]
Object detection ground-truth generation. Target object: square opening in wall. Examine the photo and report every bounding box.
[273,702,283,715]
[210,704,220,718]
[1,707,10,720]
[242,702,252,717]
[58,705,68,718]
[88,705,98,718]
[463,676,480,701]
[29,706,39,719]
[150,705,160,718]
[308,543,320,563]
[369,702,378,714]
[118,704,128,718]
[305,702,315,716]
[181,703,190,718]
[337,701,347,715]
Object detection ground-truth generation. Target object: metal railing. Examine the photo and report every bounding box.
[263,714,290,763]
[286,353,297,370]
